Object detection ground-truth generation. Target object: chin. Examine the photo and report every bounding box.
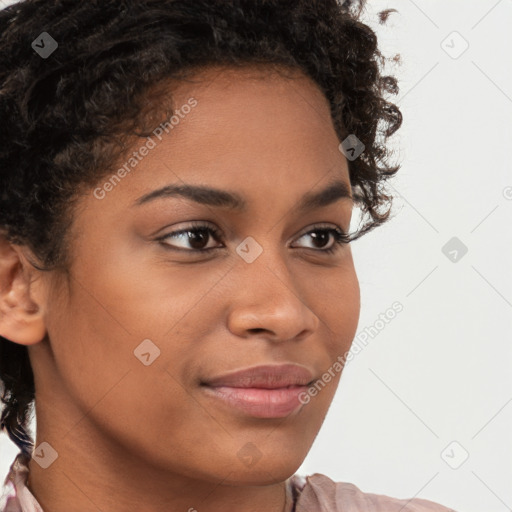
[220,452,307,486]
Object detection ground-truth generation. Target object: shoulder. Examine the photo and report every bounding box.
[290,473,458,512]
[1,452,44,512]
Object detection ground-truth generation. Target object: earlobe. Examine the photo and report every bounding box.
[0,235,47,346]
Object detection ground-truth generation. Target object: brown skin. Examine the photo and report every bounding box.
[0,66,360,512]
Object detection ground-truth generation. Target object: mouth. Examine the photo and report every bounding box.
[201,384,311,418]
[200,364,315,418]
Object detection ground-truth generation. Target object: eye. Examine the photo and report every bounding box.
[156,222,351,254]
[292,224,351,254]
[157,221,223,253]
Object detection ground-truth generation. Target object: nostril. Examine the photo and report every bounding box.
[248,328,266,335]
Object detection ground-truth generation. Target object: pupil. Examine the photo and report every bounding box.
[189,229,209,249]
[312,231,329,248]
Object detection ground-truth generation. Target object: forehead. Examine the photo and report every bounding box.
[77,64,349,221]
[151,63,335,135]
[144,64,343,168]
[159,62,329,104]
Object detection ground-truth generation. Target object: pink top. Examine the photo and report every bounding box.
[1,452,457,512]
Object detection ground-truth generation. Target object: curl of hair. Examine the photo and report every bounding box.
[0,0,402,454]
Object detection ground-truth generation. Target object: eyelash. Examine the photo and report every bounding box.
[156,222,351,255]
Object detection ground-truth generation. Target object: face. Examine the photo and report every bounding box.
[28,65,360,485]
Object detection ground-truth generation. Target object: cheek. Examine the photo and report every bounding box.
[43,278,205,467]
[65,235,220,340]
[312,263,361,355]
[45,248,223,414]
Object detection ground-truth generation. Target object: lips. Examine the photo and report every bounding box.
[201,363,315,389]
[201,364,315,418]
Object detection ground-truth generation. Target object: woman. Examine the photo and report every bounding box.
[0,0,456,510]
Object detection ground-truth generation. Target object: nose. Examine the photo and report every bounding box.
[226,247,320,343]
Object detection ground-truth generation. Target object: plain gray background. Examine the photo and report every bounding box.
[1,1,511,511]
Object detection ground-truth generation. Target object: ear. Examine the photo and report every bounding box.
[0,233,47,345]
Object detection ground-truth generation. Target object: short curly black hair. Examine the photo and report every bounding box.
[0,0,402,459]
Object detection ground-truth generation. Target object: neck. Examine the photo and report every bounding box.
[26,404,290,512]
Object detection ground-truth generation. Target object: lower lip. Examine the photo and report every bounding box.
[202,385,309,418]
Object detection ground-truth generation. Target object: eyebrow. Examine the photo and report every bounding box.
[132,178,352,213]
